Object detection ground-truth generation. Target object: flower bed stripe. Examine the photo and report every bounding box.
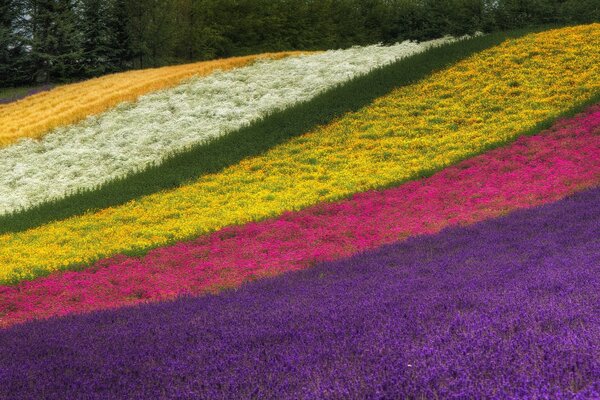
[0,25,598,285]
[1,185,599,398]
[0,30,513,234]
[0,51,302,147]
[1,104,599,328]
[0,38,459,215]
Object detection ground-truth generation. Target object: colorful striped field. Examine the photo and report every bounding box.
[2,183,600,398]
[0,38,456,214]
[0,24,599,398]
[1,103,599,328]
[0,51,303,147]
[1,25,598,285]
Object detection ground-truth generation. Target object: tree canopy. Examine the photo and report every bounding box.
[1,0,598,86]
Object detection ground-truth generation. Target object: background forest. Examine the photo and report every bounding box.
[1,0,598,86]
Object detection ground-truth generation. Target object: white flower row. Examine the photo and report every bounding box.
[0,36,463,215]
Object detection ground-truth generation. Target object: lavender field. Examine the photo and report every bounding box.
[2,185,599,399]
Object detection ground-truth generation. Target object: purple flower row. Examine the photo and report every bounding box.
[1,186,599,399]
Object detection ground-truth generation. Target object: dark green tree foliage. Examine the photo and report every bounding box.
[0,0,598,86]
[106,0,133,70]
[0,0,28,83]
[559,0,600,24]
[79,0,109,76]
[78,0,133,75]
[29,0,82,82]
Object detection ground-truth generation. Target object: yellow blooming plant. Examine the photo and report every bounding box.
[0,51,304,147]
[1,24,599,284]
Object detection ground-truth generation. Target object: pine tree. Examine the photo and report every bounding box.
[29,0,82,82]
[79,0,110,76]
[3,0,600,86]
[0,0,31,85]
[106,0,134,71]
[1,0,18,85]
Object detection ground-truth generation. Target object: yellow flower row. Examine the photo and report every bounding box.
[0,51,304,147]
[1,24,599,284]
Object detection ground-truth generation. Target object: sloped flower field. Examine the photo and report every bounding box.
[0,37,458,213]
[0,51,301,146]
[2,183,600,399]
[0,24,599,399]
[1,25,599,285]
[1,103,599,328]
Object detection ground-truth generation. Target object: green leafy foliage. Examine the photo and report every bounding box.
[1,0,598,86]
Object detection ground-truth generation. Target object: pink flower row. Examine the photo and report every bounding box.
[2,105,600,328]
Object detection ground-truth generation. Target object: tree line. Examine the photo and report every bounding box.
[1,0,598,86]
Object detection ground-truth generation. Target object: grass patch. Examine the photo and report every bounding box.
[0,85,55,104]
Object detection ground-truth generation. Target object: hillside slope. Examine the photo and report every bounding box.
[0,24,598,285]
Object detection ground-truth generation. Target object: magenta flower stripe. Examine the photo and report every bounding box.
[1,105,600,328]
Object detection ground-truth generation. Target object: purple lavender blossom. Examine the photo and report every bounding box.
[1,187,600,399]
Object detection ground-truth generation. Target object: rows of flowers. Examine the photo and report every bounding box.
[0,25,598,285]
[0,51,302,147]
[0,104,598,327]
[0,38,459,214]
[2,184,599,398]
[2,24,600,399]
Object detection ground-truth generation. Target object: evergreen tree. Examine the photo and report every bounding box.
[2,0,599,87]
[29,0,82,82]
[0,0,29,85]
[79,0,110,76]
[125,0,177,68]
[106,0,134,70]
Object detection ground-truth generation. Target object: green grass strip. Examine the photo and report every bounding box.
[0,27,546,234]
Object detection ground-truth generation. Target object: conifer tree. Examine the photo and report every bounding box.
[79,0,109,76]
[29,0,82,82]
[106,0,134,70]
[0,0,28,85]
